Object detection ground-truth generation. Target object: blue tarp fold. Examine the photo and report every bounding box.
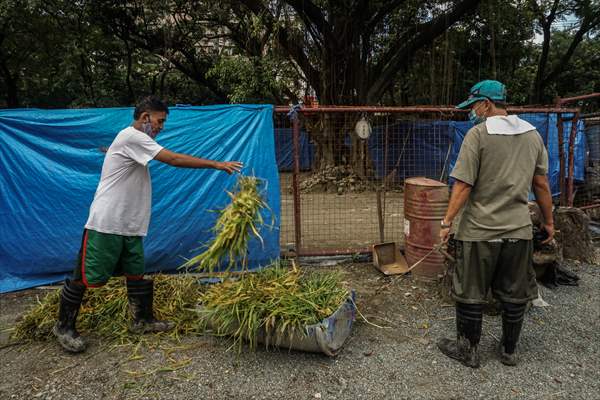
[275,114,585,195]
[0,105,280,293]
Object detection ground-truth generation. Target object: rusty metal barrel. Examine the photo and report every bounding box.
[404,177,449,280]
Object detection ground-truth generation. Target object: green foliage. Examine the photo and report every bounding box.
[207,55,298,103]
[182,175,269,273]
[0,0,599,109]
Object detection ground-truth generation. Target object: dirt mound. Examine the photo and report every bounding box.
[297,166,376,194]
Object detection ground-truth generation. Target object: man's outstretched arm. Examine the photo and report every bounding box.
[154,149,242,174]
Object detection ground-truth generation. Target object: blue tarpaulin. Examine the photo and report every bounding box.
[272,113,585,192]
[369,121,454,180]
[366,114,585,195]
[0,105,280,293]
[449,114,586,196]
[274,128,314,171]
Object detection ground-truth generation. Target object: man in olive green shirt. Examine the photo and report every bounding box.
[437,80,555,368]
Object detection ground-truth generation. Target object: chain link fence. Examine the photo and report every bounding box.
[274,105,583,256]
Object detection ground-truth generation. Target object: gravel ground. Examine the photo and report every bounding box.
[1,260,599,400]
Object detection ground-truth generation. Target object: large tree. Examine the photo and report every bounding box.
[232,0,482,105]
[225,0,482,172]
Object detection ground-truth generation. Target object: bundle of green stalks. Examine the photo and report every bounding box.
[13,275,202,343]
[198,263,349,352]
[182,175,269,274]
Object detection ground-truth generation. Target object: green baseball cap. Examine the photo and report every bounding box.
[456,80,507,109]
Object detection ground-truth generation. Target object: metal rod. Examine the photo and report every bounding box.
[297,247,373,257]
[567,112,580,207]
[274,106,581,114]
[581,112,600,119]
[558,93,600,105]
[557,114,566,206]
[382,115,389,238]
[580,203,600,210]
[376,189,385,243]
[292,116,302,256]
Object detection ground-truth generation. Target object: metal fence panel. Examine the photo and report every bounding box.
[274,106,583,256]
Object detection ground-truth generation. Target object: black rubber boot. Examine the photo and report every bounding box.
[126,279,174,334]
[499,302,526,366]
[53,279,87,353]
[437,302,483,368]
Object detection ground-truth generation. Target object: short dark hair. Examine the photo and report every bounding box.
[133,96,169,120]
[493,101,507,109]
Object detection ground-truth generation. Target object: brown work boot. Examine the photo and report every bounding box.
[437,336,481,368]
[126,279,175,334]
[53,279,87,353]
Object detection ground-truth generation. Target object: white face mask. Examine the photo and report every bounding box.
[142,117,156,138]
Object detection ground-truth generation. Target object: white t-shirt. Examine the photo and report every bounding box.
[85,126,163,236]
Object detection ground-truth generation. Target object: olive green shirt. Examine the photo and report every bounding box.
[450,121,548,241]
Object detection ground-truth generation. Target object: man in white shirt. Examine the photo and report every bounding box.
[54,96,242,353]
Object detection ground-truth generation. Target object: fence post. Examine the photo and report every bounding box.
[557,114,566,206]
[292,114,302,256]
[567,113,580,207]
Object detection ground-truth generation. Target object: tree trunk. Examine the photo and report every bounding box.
[305,114,345,171]
[489,8,497,80]
[4,78,19,108]
[533,23,551,104]
[0,56,20,108]
[123,39,135,104]
[2,75,19,108]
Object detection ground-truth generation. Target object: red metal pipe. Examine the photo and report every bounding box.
[567,113,580,207]
[557,93,600,105]
[274,106,580,114]
[275,106,465,113]
[292,117,302,256]
[505,107,580,113]
[580,203,600,210]
[557,114,566,206]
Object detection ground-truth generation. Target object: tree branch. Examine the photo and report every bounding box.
[367,0,481,103]
[543,13,600,87]
[283,0,335,44]
[365,0,408,31]
[236,0,321,95]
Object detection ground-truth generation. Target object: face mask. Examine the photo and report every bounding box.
[142,117,156,138]
[469,103,486,125]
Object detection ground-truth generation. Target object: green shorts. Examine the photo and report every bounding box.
[73,229,145,287]
[452,239,537,305]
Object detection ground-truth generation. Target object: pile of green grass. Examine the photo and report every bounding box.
[199,263,349,352]
[13,275,202,344]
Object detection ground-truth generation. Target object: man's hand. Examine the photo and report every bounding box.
[217,161,243,174]
[440,227,451,243]
[532,175,554,245]
[540,223,555,244]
